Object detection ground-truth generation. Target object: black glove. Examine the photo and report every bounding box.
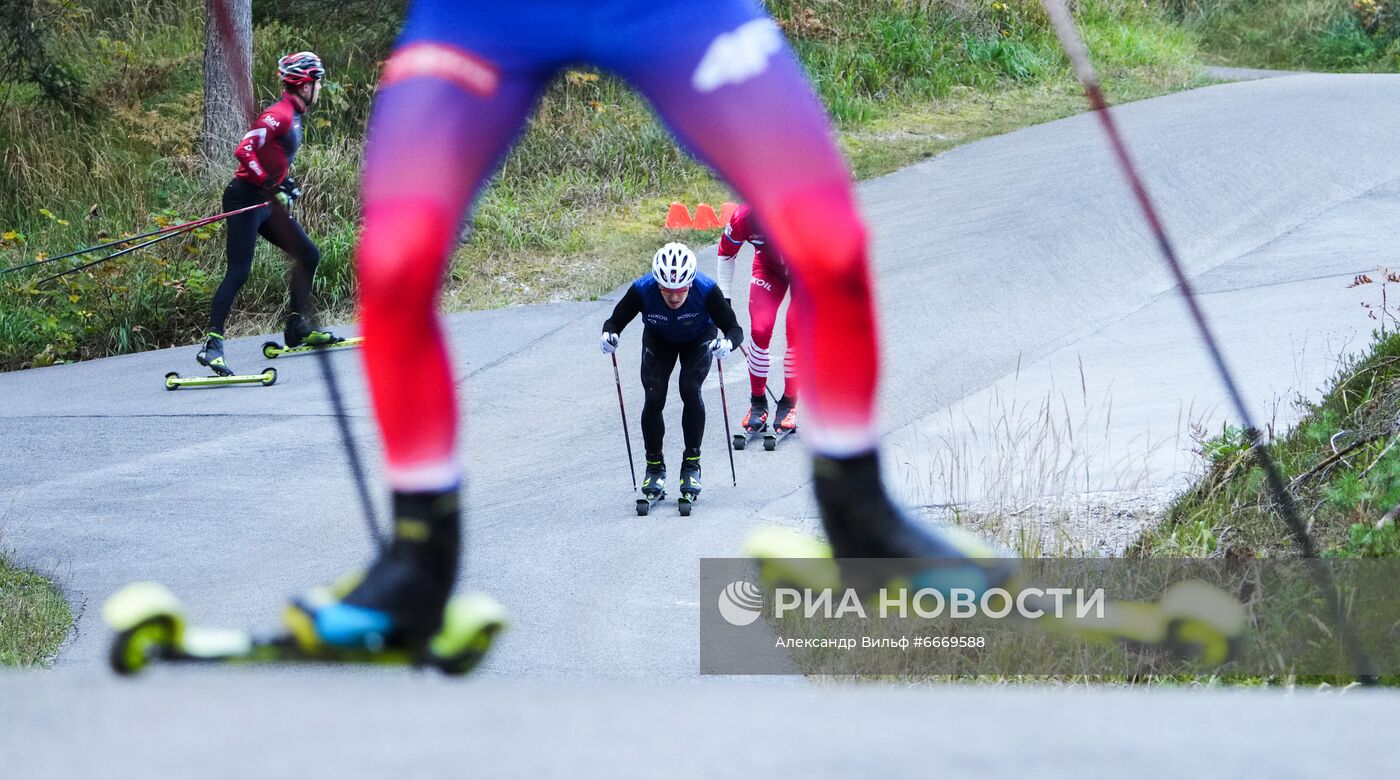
[264,177,300,207]
[277,177,302,202]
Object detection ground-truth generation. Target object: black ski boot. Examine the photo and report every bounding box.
[641,453,666,499]
[677,449,702,516]
[679,449,702,499]
[742,395,769,433]
[813,452,1017,595]
[774,394,797,431]
[284,312,340,349]
[286,489,460,649]
[196,332,234,376]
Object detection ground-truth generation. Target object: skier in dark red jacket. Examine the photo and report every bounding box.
[197,51,339,376]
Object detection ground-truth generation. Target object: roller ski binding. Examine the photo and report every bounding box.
[637,453,666,516]
[734,395,768,451]
[677,449,702,516]
[104,580,507,675]
[764,395,798,451]
[262,313,361,358]
[195,333,235,377]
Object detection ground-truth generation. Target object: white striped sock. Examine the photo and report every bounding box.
[388,458,462,492]
[748,344,770,378]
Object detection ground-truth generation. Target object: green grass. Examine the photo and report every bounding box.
[1,0,1208,370]
[0,555,71,667]
[1167,0,1400,72]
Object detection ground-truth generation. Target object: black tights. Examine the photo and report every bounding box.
[640,331,712,454]
[208,179,320,334]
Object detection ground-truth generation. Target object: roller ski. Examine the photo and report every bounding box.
[165,367,276,390]
[763,395,798,451]
[744,526,1244,665]
[677,449,702,517]
[263,336,362,359]
[262,312,360,358]
[108,488,507,675]
[733,395,768,451]
[741,455,1244,665]
[103,581,506,675]
[637,453,666,516]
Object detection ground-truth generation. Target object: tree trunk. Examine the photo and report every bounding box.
[201,0,253,168]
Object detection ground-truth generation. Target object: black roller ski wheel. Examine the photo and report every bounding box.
[260,367,278,387]
[435,622,505,676]
[109,614,178,676]
[164,372,181,391]
[262,341,281,359]
[733,433,747,451]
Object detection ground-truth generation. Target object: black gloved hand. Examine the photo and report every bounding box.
[277,177,302,202]
[264,177,301,208]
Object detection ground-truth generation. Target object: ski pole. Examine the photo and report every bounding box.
[611,352,638,491]
[34,219,207,286]
[716,357,737,487]
[1039,0,1376,683]
[34,203,267,284]
[1,202,268,276]
[313,347,386,550]
[737,343,781,406]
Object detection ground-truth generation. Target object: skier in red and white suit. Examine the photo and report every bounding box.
[717,203,797,434]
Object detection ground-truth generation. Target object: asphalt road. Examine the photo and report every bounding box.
[2,674,1392,778]
[4,73,1399,775]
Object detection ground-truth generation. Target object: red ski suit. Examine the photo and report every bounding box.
[717,203,796,401]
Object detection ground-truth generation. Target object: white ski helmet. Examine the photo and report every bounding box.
[652,242,697,289]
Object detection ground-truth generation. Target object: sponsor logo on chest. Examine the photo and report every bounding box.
[645,311,702,325]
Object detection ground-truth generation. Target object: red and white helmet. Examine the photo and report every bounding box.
[278,51,325,86]
[652,242,697,289]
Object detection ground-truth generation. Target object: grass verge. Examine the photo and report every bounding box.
[1172,0,1400,71]
[0,555,71,667]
